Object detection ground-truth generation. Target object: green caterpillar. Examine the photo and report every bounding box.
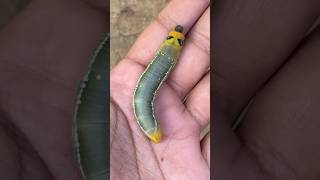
[133,25,185,143]
[74,34,109,180]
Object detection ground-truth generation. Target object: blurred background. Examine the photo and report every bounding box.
[0,0,169,69]
[0,0,30,29]
[110,0,168,68]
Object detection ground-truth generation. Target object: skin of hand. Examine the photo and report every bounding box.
[0,0,106,179]
[110,0,210,179]
[214,0,320,179]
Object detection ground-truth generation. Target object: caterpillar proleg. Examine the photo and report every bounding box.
[133,25,185,143]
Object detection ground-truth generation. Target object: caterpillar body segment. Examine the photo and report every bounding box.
[74,34,109,180]
[133,25,185,143]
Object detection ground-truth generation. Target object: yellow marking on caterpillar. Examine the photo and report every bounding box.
[169,31,185,40]
[147,128,163,144]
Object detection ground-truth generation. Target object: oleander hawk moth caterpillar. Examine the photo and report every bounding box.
[133,25,185,143]
[74,34,109,180]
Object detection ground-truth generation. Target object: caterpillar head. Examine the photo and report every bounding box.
[164,25,185,50]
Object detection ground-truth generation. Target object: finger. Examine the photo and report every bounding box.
[238,26,320,179]
[185,73,210,128]
[201,132,210,167]
[154,88,210,179]
[167,7,210,99]
[125,0,210,65]
[214,0,320,126]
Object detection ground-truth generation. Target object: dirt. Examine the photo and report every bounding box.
[110,0,168,68]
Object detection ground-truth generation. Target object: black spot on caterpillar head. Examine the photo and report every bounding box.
[177,39,184,46]
[175,25,184,33]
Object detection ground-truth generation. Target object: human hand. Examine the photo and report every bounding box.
[214,1,320,179]
[110,0,210,179]
[0,0,105,179]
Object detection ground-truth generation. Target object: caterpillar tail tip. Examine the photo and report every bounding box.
[148,128,163,144]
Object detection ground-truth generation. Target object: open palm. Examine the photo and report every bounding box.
[110,1,210,179]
